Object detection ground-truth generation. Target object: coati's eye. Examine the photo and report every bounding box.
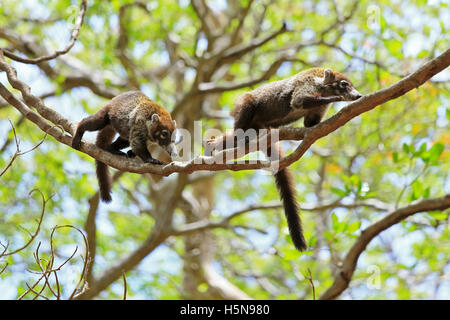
[160,130,168,139]
[340,80,349,88]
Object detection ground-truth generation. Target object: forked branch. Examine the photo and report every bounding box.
[320,194,450,300]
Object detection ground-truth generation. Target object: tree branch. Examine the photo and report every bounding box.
[278,48,450,170]
[0,47,449,177]
[74,174,187,299]
[115,2,150,89]
[320,194,450,300]
[2,0,87,64]
[197,56,286,94]
[211,21,288,66]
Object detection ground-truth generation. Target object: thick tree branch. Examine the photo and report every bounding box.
[0,48,449,177]
[191,0,223,42]
[320,194,450,300]
[278,48,450,170]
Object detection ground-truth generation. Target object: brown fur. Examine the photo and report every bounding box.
[231,68,361,251]
[233,68,360,130]
[72,91,176,202]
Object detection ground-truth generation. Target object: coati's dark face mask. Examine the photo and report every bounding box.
[322,69,362,101]
[147,114,178,158]
[331,79,362,101]
[153,128,172,146]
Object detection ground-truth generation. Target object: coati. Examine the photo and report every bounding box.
[72,91,177,203]
[231,68,362,251]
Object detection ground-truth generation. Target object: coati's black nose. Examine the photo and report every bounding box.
[350,89,362,100]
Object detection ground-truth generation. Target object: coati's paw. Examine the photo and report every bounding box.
[105,147,130,157]
[72,137,81,150]
[126,150,136,158]
[147,158,165,165]
[114,151,128,156]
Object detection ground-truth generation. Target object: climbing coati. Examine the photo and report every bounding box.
[72,91,177,202]
[230,68,362,250]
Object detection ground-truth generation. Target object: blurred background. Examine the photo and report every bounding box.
[0,0,449,299]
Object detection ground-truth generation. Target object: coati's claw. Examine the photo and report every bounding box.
[148,158,165,165]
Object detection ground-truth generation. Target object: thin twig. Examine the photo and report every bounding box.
[2,0,87,64]
[320,194,450,300]
[122,273,127,300]
[0,119,51,177]
[1,189,50,257]
[304,268,316,300]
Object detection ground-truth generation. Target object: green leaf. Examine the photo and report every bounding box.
[423,187,430,199]
[417,49,430,59]
[283,248,302,260]
[347,221,362,233]
[428,211,448,220]
[350,174,360,186]
[331,187,347,198]
[402,143,410,154]
[393,151,399,163]
[331,212,339,227]
[361,191,378,199]
[409,180,423,201]
[385,39,403,59]
[428,143,444,163]
[323,231,334,241]
[308,235,317,248]
[415,142,427,157]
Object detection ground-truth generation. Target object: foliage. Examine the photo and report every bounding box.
[0,0,449,299]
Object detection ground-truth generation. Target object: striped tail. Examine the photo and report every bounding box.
[95,126,116,203]
[274,168,307,251]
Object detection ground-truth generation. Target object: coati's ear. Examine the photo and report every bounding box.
[172,120,176,127]
[147,113,160,131]
[323,68,335,84]
[151,113,160,124]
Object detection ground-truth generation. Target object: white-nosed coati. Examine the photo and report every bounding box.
[231,68,362,250]
[72,91,177,203]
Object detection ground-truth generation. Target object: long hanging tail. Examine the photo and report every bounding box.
[274,167,307,251]
[95,126,116,203]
